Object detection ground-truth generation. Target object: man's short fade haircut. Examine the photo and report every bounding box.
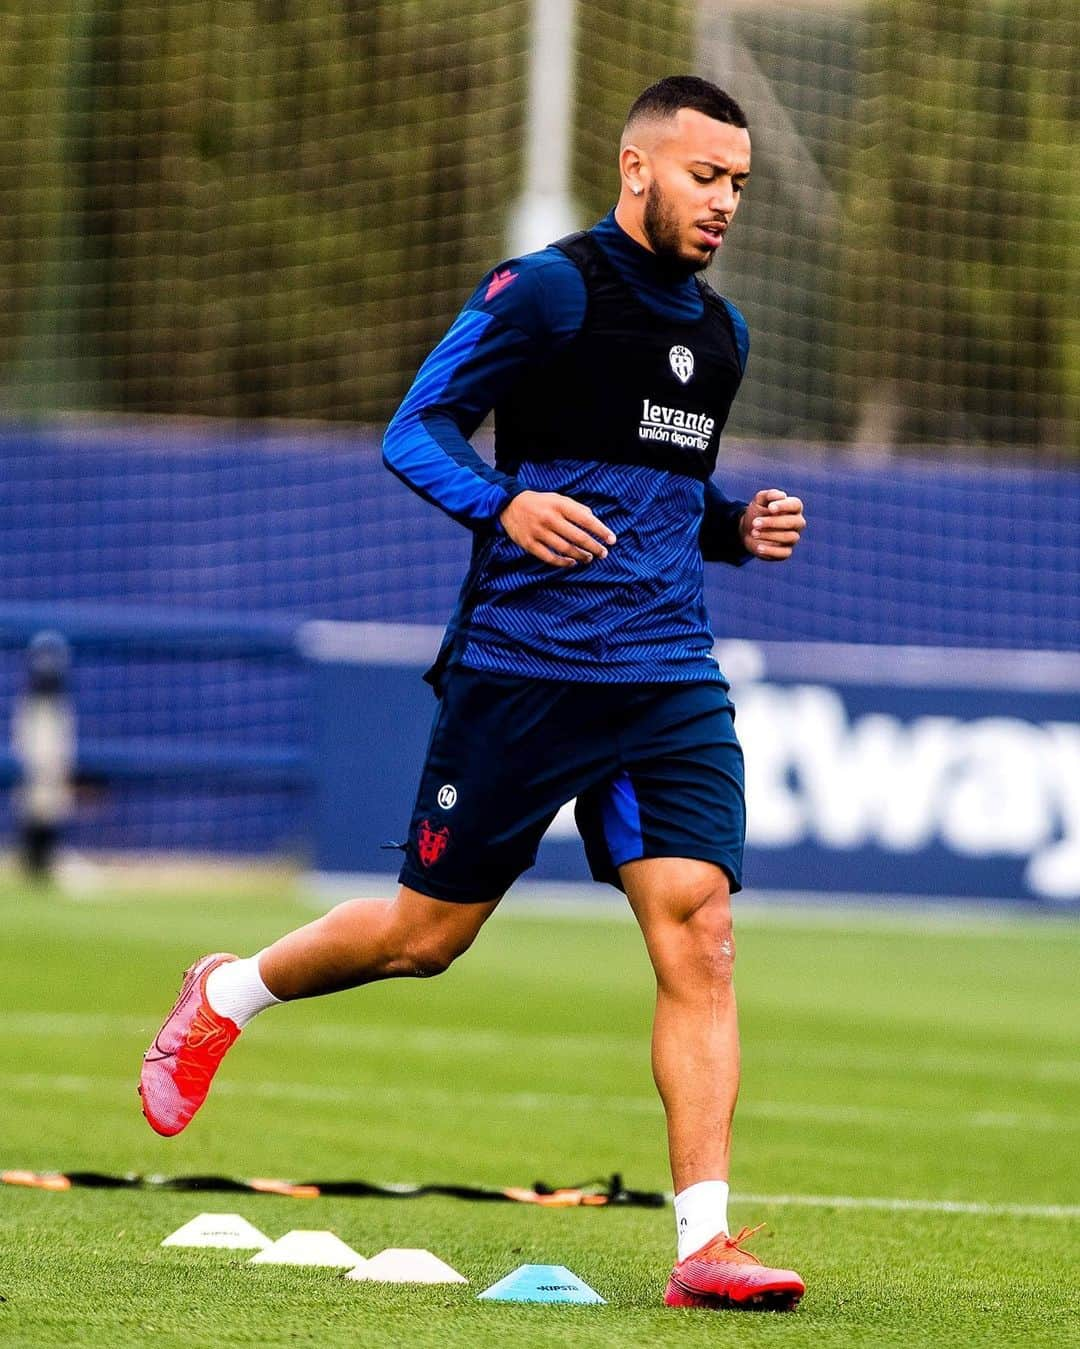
[624,75,748,135]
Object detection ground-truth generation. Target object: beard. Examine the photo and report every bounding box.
[642,181,712,273]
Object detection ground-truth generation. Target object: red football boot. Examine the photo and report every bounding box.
[139,953,240,1137]
[664,1223,805,1312]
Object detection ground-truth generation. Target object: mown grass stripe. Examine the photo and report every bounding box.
[3,1071,1078,1133]
[3,1011,1077,1083]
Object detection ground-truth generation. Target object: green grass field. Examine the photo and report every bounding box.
[1,874,1078,1347]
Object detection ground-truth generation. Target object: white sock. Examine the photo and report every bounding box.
[204,951,283,1029]
[675,1179,730,1261]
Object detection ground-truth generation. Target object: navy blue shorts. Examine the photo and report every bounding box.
[398,668,745,903]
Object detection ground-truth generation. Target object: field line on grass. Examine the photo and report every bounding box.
[4,1070,1079,1135]
[732,1192,1080,1220]
[4,1010,1078,1084]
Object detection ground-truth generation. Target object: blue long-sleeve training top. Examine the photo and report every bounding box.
[383,210,752,686]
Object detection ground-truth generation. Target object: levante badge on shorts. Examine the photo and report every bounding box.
[417,819,450,866]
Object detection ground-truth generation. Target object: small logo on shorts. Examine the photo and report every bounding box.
[669,344,694,384]
[417,819,450,867]
[436,784,458,810]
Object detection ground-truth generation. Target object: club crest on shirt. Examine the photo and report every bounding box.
[669,345,694,384]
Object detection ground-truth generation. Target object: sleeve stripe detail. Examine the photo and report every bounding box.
[382,309,518,526]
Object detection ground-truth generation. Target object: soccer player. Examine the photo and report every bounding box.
[140,75,808,1312]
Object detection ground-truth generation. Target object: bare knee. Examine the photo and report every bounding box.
[380,892,493,979]
[684,893,736,984]
[391,933,463,979]
[644,882,736,990]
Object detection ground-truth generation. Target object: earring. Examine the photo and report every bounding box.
[631,185,643,196]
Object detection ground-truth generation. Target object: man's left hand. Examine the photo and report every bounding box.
[740,489,806,561]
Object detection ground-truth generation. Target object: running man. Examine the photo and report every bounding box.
[140,75,808,1312]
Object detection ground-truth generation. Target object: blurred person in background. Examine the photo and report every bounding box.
[12,631,75,880]
[140,75,807,1313]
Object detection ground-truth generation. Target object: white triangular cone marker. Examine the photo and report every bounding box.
[347,1248,468,1285]
[248,1230,365,1268]
[161,1213,271,1250]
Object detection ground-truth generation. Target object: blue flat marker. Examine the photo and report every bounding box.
[477,1263,606,1305]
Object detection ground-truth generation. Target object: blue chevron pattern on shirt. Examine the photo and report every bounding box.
[459,460,724,684]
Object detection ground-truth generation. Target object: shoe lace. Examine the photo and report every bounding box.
[173,1006,233,1091]
[713,1223,767,1265]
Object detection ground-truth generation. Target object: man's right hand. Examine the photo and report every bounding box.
[499,490,616,569]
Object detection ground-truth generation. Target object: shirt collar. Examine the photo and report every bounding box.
[591,209,702,291]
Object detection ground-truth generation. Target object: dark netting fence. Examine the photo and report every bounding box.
[0,1,1075,452]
